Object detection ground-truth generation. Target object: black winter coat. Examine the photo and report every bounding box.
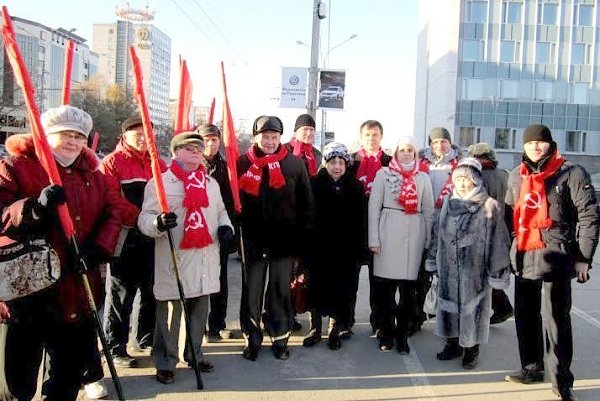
[237,145,315,259]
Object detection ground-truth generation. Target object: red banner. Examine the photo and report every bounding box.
[220,62,241,213]
[62,40,74,105]
[1,6,75,238]
[174,57,193,135]
[208,97,215,125]
[129,46,169,213]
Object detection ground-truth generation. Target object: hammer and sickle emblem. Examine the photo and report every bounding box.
[185,211,204,231]
[524,191,542,209]
[404,182,417,197]
[186,171,206,191]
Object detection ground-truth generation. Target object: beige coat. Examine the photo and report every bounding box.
[138,169,232,301]
[368,167,434,280]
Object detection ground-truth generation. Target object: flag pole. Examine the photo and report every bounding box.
[61,40,74,105]
[1,7,125,400]
[129,45,203,390]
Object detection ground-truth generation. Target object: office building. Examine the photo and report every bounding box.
[414,0,600,172]
[0,16,98,142]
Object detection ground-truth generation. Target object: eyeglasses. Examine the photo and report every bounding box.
[181,144,204,152]
[57,131,87,142]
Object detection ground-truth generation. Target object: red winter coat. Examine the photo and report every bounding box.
[0,134,121,322]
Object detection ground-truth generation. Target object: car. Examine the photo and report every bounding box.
[319,85,344,101]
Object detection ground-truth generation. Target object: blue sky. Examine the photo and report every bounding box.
[4,0,418,148]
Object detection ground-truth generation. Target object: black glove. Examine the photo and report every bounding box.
[37,184,66,210]
[155,212,178,232]
[217,225,237,254]
[79,240,111,264]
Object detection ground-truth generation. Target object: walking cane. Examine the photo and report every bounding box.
[165,230,204,390]
[72,237,126,401]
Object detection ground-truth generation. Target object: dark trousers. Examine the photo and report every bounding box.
[374,276,418,341]
[349,253,382,332]
[104,236,155,355]
[514,276,574,389]
[492,288,514,314]
[240,255,293,345]
[6,316,98,401]
[208,249,229,334]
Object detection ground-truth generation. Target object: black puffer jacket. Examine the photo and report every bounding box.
[506,157,599,280]
[237,145,315,259]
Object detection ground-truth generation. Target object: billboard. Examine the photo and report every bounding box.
[318,69,346,110]
[280,67,307,109]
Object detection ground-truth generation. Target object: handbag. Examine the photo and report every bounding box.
[0,239,61,302]
[423,274,438,317]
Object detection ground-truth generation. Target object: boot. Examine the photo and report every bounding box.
[303,311,323,347]
[436,337,463,360]
[462,344,479,369]
[328,323,341,350]
[395,321,410,354]
[271,339,289,360]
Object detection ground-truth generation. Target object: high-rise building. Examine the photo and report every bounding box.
[93,6,171,122]
[414,0,600,171]
[0,16,98,142]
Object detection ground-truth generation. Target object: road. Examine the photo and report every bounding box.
[80,252,600,401]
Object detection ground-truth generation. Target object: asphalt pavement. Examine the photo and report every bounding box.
[76,252,600,401]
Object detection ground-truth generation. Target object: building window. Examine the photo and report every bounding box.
[462,79,485,100]
[535,81,554,101]
[574,4,593,26]
[495,128,516,149]
[570,83,588,104]
[502,2,522,23]
[538,3,558,25]
[566,130,586,152]
[467,1,488,23]
[536,42,555,64]
[500,40,520,63]
[500,80,519,99]
[571,43,589,65]
[459,127,480,148]
[462,39,484,61]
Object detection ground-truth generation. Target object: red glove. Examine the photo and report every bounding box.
[0,301,11,323]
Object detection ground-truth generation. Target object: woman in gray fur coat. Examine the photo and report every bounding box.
[426,157,511,369]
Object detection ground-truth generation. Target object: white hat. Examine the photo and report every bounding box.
[41,105,93,138]
[323,142,350,163]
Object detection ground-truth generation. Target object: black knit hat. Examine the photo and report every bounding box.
[523,124,553,144]
[252,115,283,136]
[294,114,316,132]
[170,131,204,154]
[121,115,153,134]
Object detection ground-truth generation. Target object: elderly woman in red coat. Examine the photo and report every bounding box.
[0,105,121,401]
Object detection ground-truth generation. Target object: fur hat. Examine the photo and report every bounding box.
[170,131,204,154]
[41,105,93,138]
[121,115,152,134]
[252,115,283,136]
[323,141,350,164]
[294,114,316,132]
[428,127,451,143]
[523,124,553,144]
[468,142,497,162]
[452,157,483,185]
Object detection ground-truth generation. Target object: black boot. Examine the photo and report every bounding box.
[302,311,323,347]
[462,344,479,369]
[328,322,341,350]
[436,337,463,360]
[271,339,289,360]
[395,321,410,354]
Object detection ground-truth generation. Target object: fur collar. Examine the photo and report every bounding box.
[5,133,99,171]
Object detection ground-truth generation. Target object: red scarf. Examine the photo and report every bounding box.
[388,158,419,214]
[419,157,459,208]
[356,148,383,196]
[239,145,287,196]
[290,138,317,176]
[170,161,213,249]
[514,151,564,252]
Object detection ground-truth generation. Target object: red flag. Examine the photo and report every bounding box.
[62,40,74,105]
[129,46,169,213]
[90,131,100,153]
[174,56,193,135]
[220,62,241,213]
[208,97,215,125]
[1,6,75,238]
